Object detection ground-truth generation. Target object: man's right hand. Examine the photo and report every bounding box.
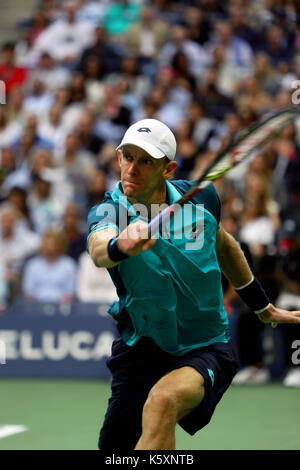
[117,221,157,257]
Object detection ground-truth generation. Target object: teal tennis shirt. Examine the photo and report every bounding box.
[87,179,230,356]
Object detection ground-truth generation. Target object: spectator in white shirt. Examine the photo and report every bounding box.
[76,251,118,303]
[31,1,95,66]
[0,203,41,297]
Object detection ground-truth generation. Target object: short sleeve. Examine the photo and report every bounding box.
[86,202,120,249]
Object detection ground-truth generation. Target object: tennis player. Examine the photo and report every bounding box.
[87,119,300,450]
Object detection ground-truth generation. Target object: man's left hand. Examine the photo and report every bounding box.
[258,303,300,328]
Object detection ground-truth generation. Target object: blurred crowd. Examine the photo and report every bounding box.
[0,0,300,384]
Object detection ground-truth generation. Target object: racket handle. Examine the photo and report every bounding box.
[148,203,181,237]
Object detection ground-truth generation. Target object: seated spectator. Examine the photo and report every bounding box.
[0,147,31,195]
[133,84,185,131]
[103,0,141,39]
[126,5,168,78]
[152,0,184,25]
[76,0,110,24]
[31,0,95,66]
[5,86,26,126]
[95,84,132,143]
[0,106,23,148]
[74,109,104,155]
[189,101,217,150]
[23,78,54,117]
[38,103,67,158]
[0,42,27,96]
[159,24,209,80]
[196,66,234,120]
[78,25,121,76]
[28,52,71,94]
[183,6,210,46]
[205,20,254,81]
[6,186,34,230]
[22,229,77,303]
[228,4,263,51]
[0,203,41,302]
[86,168,107,208]
[28,150,74,233]
[171,50,197,92]
[253,52,281,95]
[239,194,277,258]
[174,119,198,179]
[234,75,273,115]
[61,202,87,262]
[259,24,292,66]
[76,251,118,303]
[154,65,192,114]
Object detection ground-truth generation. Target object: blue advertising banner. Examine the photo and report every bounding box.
[0,301,119,378]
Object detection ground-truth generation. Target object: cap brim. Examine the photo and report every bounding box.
[116,138,166,159]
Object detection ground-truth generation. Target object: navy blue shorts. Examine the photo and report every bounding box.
[99,336,238,450]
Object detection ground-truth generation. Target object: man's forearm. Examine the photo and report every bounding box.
[217,232,253,288]
[88,229,120,269]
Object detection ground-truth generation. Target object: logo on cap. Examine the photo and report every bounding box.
[137,127,151,133]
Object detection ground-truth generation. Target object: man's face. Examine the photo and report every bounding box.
[118,145,173,203]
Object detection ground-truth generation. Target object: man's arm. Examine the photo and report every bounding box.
[88,227,120,269]
[88,221,156,269]
[216,226,300,326]
[216,226,253,289]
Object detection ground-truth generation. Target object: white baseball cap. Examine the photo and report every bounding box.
[116,119,177,161]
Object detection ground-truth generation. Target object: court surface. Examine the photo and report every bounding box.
[0,379,299,450]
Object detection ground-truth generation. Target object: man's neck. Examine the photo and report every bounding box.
[127,184,168,218]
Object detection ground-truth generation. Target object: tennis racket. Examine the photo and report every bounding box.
[148,106,298,236]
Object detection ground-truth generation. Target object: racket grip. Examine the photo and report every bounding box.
[147,204,181,237]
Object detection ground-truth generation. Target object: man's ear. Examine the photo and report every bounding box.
[117,149,122,166]
[163,160,177,180]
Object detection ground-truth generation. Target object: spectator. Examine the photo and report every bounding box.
[5,86,26,126]
[74,109,104,155]
[228,4,262,51]
[206,20,254,80]
[22,229,77,303]
[23,78,54,117]
[159,24,209,80]
[183,7,210,46]
[103,0,141,39]
[126,5,168,77]
[61,202,87,262]
[0,147,31,194]
[95,84,132,143]
[174,119,198,179]
[234,76,273,115]
[76,251,118,303]
[28,52,71,94]
[6,186,34,230]
[0,203,41,302]
[38,103,67,158]
[196,66,234,120]
[76,0,109,25]
[253,52,281,95]
[259,24,292,66]
[239,195,277,260]
[0,42,27,96]
[32,0,94,65]
[86,168,107,208]
[0,106,22,148]
[78,25,121,76]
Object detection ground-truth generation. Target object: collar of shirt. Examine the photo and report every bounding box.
[110,180,182,220]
